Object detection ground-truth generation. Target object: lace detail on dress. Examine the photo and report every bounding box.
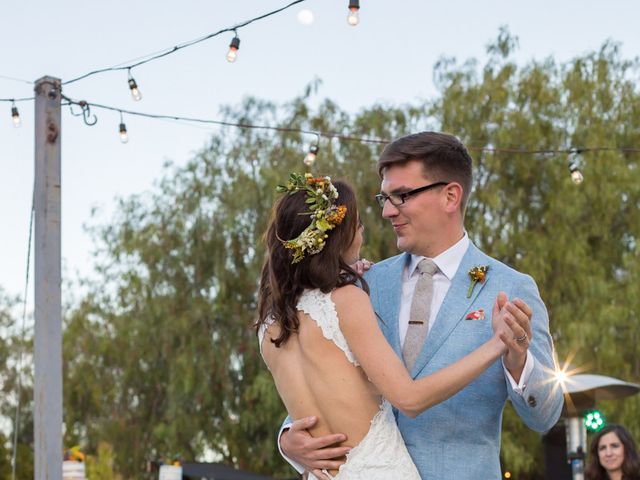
[257,315,275,361]
[308,401,421,480]
[297,289,359,366]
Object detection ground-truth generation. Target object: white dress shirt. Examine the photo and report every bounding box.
[400,233,533,395]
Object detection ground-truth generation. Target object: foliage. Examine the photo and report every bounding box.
[1,30,639,478]
[0,288,34,480]
[0,431,10,480]
[85,442,122,480]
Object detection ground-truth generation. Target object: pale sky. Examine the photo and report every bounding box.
[2,0,639,307]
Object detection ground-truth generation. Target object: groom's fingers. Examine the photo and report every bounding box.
[289,416,318,432]
[305,448,350,472]
[308,434,350,452]
[512,298,533,319]
[290,419,350,459]
[504,301,533,340]
[282,417,349,471]
[496,291,508,310]
[310,469,334,480]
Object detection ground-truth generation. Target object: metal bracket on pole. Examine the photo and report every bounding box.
[34,76,62,480]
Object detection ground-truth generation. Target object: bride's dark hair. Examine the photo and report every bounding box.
[256,179,368,347]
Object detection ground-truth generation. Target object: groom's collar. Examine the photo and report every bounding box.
[408,232,469,280]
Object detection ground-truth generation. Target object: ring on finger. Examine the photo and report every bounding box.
[515,332,528,344]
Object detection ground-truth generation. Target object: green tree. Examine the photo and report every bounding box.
[0,431,11,480]
[0,288,34,480]
[60,31,640,478]
[85,442,122,480]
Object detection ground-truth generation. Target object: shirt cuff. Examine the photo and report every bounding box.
[502,350,534,396]
[278,422,305,474]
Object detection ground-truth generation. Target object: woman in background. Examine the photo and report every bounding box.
[586,424,640,480]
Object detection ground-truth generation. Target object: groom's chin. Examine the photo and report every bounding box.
[395,237,412,254]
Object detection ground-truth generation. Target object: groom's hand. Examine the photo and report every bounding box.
[281,416,350,478]
[494,293,533,382]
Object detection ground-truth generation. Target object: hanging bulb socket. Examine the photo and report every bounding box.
[11,102,21,127]
[347,0,360,26]
[304,144,319,166]
[128,73,143,101]
[119,122,129,143]
[227,35,241,63]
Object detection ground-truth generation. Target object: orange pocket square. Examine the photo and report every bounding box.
[465,309,485,321]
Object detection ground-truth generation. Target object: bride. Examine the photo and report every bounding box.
[256,173,520,479]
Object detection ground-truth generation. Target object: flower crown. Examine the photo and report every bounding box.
[276,172,347,263]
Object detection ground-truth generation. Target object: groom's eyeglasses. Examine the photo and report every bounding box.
[375,182,449,208]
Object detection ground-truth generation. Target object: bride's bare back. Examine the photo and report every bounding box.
[260,289,382,449]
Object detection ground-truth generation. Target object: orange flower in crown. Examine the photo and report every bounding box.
[276,173,347,263]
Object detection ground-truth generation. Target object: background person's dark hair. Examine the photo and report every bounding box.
[256,179,368,347]
[585,424,640,480]
[377,131,474,214]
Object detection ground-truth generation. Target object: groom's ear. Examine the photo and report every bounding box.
[442,182,463,214]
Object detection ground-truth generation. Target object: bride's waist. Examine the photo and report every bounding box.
[299,396,384,448]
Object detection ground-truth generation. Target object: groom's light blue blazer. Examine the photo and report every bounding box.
[364,242,563,479]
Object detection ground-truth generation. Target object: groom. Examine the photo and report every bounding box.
[280,132,563,479]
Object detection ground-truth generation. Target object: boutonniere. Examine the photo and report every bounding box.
[467,265,489,298]
[465,309,485,321]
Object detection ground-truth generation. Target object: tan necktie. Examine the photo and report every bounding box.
[402,258,438,370]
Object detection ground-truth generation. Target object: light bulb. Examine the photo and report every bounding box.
[569,162,583,184]
[119,122,129,143]
[227,36,240,63]
[347,0,360,26]
[11,104,21,127]
[128,75,142,101]
[304,145,319,166]
[571,169,584,184]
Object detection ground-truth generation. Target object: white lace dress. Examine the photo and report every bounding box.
[259,289,421,480]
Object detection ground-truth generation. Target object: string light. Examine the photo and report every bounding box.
[61,0,307,85]
[304,143,319,166]
[347,0,360,26]
[54,96,640,155]
[127,70,143,101]
[227,33,241,63]
[119,112,129,143]
[568,151,584,184]
[11,101,21,127]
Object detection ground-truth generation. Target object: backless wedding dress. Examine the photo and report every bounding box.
[259,289,421,479]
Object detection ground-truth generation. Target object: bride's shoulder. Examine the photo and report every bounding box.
[331,284,370,309]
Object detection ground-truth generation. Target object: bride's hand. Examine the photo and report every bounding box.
[281,416,350,478]
[491,292,511,353]
[491,292,534,375]
[350,258,374,276]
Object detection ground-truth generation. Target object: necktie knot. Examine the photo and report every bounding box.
[417,258,438,277]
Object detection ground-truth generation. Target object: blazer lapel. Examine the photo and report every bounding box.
[372,253,409,358]
[411,243,491,376]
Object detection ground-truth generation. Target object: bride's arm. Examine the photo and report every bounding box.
[334,285,509,418]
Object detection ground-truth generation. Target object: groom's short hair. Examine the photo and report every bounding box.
[377,131,473,213]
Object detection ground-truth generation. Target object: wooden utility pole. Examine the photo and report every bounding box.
[33,76,62,480]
